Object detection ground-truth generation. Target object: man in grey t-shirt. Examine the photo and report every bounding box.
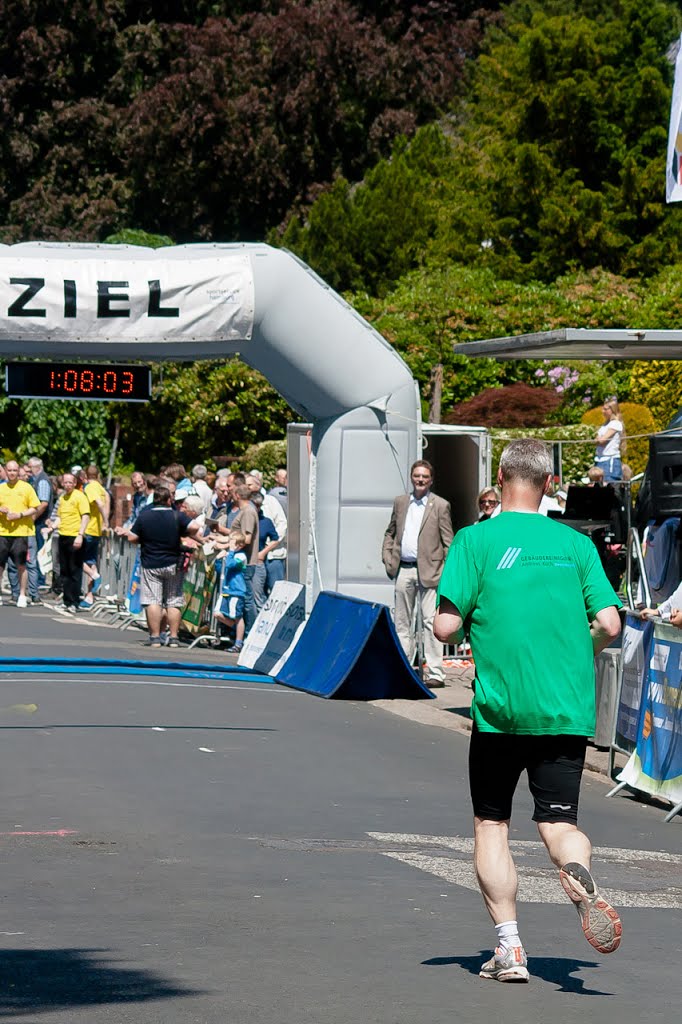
[231,484,259,634]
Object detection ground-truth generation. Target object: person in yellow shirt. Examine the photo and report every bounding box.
[48,472,90,613]
[0,460,39,608]
[81,464,110,609]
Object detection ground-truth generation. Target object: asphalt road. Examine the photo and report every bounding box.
[0,605,679,1023]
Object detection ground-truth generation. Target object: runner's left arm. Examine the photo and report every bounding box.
[433,596,465,644]
[590,606,622,655]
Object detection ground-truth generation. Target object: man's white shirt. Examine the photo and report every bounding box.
[400,492,428,562]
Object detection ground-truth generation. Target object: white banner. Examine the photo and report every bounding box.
[0,254,254,342]
[667,34,682,203]
[239,581,306,676]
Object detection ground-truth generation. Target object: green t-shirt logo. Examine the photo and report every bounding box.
[496,546,522,570]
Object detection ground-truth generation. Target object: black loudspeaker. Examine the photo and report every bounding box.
[648,435,682,517]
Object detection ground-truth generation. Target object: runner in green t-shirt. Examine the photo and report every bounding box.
[434,438,623,982]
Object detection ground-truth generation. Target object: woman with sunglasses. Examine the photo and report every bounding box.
[477,486,501,522]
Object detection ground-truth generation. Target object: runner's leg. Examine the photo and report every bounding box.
[537,821,592,869]
[474,817,518,924]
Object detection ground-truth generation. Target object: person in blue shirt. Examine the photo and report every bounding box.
[214,531,248,654]
[251,491,280,610]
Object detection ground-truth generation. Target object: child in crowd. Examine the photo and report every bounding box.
[641,581,682,625]
[214,531,248,654]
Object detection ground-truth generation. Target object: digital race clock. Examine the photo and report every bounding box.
[5,362,151,402]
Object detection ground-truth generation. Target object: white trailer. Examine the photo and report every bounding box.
[286,422,491,610]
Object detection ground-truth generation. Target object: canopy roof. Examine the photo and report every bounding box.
[459,328,682,361]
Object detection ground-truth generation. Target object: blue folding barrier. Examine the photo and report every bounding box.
[275,591,434,700]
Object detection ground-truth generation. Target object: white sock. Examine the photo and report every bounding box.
[495,920,522,952]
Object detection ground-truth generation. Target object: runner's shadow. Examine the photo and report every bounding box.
[423,953,612,995]
[0,948,204,1016]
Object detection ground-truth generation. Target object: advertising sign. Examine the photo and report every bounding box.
[614,614,653,753]
[239,581,306,674]
[181,548,217,635]
[618,622,682,805]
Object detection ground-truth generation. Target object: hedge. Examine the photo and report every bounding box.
[489,425,596,485]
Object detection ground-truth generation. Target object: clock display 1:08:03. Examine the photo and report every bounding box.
[50,369,134,394]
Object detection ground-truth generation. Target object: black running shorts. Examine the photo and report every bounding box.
[0,535,29,568]
[468,725,588,824]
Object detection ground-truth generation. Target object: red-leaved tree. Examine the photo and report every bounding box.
[444,382,562,428]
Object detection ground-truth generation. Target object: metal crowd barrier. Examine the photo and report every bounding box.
[91,533,226,641]
[92,531,143,627]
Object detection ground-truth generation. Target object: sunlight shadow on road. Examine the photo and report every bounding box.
[422,952,612,995]
[0,948,205,1017]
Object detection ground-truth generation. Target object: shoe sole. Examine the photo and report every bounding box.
[559,863,622,954]
[479,967,529,983]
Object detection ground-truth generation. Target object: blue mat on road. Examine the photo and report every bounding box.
[275,591,434,700]
[0,659,275,684]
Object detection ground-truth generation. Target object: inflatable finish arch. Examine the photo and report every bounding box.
[0,242,420,604]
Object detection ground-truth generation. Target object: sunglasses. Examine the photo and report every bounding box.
[479,499,498,507]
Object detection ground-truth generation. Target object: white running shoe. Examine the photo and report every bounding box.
[16,595,28,608]
[479,946,529,983]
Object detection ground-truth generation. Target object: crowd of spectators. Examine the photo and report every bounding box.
[117,462,288,649]
[0,457,113,612]
[0,458,288,652]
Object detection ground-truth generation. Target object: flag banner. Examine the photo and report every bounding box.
[618,622,682,804]
[125,550,142,616]
[181,548,218,635]
[667,34,682,202]
[614,614,653,753]
[0,252,254,342]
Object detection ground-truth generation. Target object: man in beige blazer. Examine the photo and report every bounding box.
[382,460,454,687]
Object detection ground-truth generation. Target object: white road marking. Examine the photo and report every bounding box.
[368,833,682,910]
[367,832,682,864]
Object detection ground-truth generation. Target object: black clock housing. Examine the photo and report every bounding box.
[5,362,151,402]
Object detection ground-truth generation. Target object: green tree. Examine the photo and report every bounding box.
[353,263,644,419]
[13,399,114,472]
[283,0,682,291]
[277,125,457,294]
[115,360,293,470]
